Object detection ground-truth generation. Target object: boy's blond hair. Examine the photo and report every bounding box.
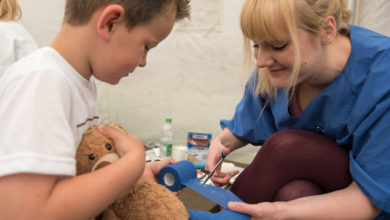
[240,0,352,98]
[0,0,22,21]
[64,0,190,28]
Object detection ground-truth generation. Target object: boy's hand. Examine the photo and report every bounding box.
[142,158,182,195]
[142,157,177,181]
[96,124,144,157]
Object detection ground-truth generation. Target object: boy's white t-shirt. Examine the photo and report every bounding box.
[0,21,38,76]
[0,47,100,177]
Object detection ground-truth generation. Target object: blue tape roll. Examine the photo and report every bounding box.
[158,160,250,220]
[158,160,197,192]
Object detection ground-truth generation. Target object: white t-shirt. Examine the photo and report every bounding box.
[0,47,100,177]
[0,21,38,77]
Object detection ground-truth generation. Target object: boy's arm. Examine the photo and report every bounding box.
[0,126,145,220]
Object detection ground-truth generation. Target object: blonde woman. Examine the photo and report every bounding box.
[0,0,38,76]
[206,0,388,219]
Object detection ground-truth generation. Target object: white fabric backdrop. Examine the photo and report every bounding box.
[17,0,390,161]
[95,0,248,146]
[349,0,390,36]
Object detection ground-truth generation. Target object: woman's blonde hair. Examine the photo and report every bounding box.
[0,0,22,21]
[240,0,352,98]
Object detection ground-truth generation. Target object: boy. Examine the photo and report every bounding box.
[0,0,190,219]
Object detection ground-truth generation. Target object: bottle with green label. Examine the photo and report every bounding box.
[160,118,173,159]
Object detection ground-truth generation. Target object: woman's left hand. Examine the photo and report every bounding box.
[228,201,281,220]
[228,181,382,219]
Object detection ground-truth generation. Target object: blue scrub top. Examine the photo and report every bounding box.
[221,25,390,219]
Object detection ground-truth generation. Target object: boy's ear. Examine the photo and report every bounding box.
[96,4,125,41]
[321,16,337,45]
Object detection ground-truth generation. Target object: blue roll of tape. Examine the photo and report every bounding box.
[158,159,197,192]
[158,160,250,220]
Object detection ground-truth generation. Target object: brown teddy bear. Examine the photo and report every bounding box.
[76,123,189,220]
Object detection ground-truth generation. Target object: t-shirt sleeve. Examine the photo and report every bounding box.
[220,71,277,145]
[0,67,76,177]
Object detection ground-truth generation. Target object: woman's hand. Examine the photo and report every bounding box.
[228,201,282,220]
[205,137,239,186]
[205,128,248,186]
[228,181,381,220]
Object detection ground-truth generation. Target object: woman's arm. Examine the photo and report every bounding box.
[219,127,249,152]
[229,181,381,220]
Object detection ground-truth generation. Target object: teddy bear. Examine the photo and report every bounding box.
[76,123,189,220]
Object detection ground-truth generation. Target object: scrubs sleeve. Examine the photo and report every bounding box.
[349,105,390,215]
[220,71,277,145]
[349,63,390,219]
[348,49,390,215]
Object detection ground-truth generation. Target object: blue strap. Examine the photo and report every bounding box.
[158,160,250,219]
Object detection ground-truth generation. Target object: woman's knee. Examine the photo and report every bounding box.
[273,179,323,201]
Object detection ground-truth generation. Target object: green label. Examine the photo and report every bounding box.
[162,143,172,156]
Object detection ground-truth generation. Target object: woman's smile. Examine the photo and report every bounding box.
[268,67,287,75]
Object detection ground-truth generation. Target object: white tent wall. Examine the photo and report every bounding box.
[18,0,65,47]
[349,0,390,36]
[17,0,390,163]
[95,0,249,148]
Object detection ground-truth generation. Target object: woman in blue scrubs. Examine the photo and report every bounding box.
[206,0,390,219]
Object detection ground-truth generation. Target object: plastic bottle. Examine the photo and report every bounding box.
[160,118,173,159]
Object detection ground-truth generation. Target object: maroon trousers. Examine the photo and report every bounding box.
[230,129,352,203]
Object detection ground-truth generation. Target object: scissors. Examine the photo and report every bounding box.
[203,148,226,184]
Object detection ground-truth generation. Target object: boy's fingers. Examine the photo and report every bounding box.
[164,157,178,165]
[151,157,176,173]
[96,124,123,142]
